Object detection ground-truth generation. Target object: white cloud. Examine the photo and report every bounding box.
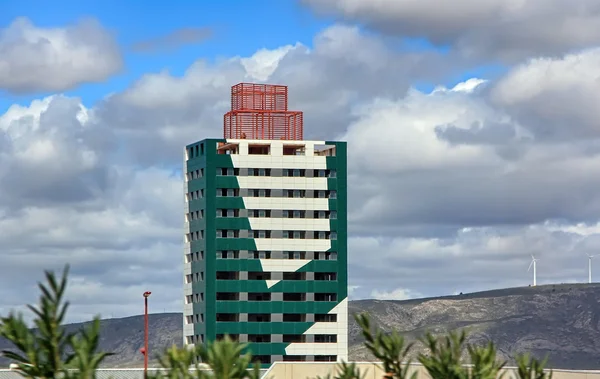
[301,0,600,62]
[0,17,122,94]
[371,288,421,301]
[2,14,600,322]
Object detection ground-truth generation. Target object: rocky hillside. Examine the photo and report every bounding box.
[349,283,600,369]
[2,284,600,369]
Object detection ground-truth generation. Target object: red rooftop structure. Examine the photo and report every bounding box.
[223,83,304,140]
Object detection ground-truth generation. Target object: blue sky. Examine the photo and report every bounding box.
[1,0,332,109]
[0,0,507,112]
[3,0,600,319]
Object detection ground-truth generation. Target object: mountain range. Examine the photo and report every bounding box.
[2,283,600,369]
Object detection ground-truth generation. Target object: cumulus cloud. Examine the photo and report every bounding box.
[3,14,600,322]
[0,17,122,94]
[490,48,600,142]
[371,288,422,301]
[0,98,182,322]
[301,0,600,62]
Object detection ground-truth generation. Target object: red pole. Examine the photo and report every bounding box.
[143,291,151,379]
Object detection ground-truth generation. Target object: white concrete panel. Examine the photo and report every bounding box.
[260,259,311,272]
[248,218,331,231]
[265,280,280,288]
[183,324,194,336]
[284,343,340,355]
[298,298,348,360]
[236,177,328,190]
[230,155,328,170]
[242,197,330,211]
[255,239,331,252]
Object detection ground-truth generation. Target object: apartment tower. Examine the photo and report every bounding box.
[183,83,347,367]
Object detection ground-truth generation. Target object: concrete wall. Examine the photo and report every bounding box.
[1,363,599,379]
[262,362,600,379]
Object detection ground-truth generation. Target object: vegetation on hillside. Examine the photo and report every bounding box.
[0,266,553,379]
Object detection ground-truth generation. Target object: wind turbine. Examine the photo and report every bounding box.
[588,254,597,284]
[528,255,538,286]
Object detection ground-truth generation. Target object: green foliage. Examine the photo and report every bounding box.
[0,265,113,379]
[354,313,415,379]
[0,266,558,379]
[516,353,553,379]
[151,335,261,379]
[417,330,506,379]
[65,317,115,379]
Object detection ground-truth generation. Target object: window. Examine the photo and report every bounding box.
[330,211,337,219]
[329,191,337,199]
[185,274,192,284]
[219,168,239,176]
[317,170,327,177]
[185,315,194,324]
[248,293,271,301]
[315,252,337,261]
[283,272,305,280]
[315,335,337,343]
[317,190,326,198]
[284,251,305,259]
[315,272,337,281]
[283,335,305,343]
[283,293,306,301]
[315,293,337,302]
[216,271,239,280]
[248,145,270,155]
[248,314,271,322]
[287,190,305,198]
[248,334,271,343]
[329,170,336,178]
[252,230,271,238]
[217,188,239,197]
[283,314,306,322]
[315,355,337,362]
[216,292,239,301]
[315,314,337,322]
[216,313,239,322]
[248,272,271,280]
[330,232,337,240]
[250,251,270,259]
[217,250,239,259]
[185,295,193,304]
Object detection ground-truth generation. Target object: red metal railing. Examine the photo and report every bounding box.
[224,83,303,140]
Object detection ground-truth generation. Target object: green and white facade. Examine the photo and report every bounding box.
[183,138,347,366]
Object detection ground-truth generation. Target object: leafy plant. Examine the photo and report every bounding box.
[418,330,506,379]
[65,317,115,379]
[0,265,113,379]
[354,313,415,379]
[151,335,261,379]
[418,330,469,379]
[467,341,506,379]
[516,353,553,379]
